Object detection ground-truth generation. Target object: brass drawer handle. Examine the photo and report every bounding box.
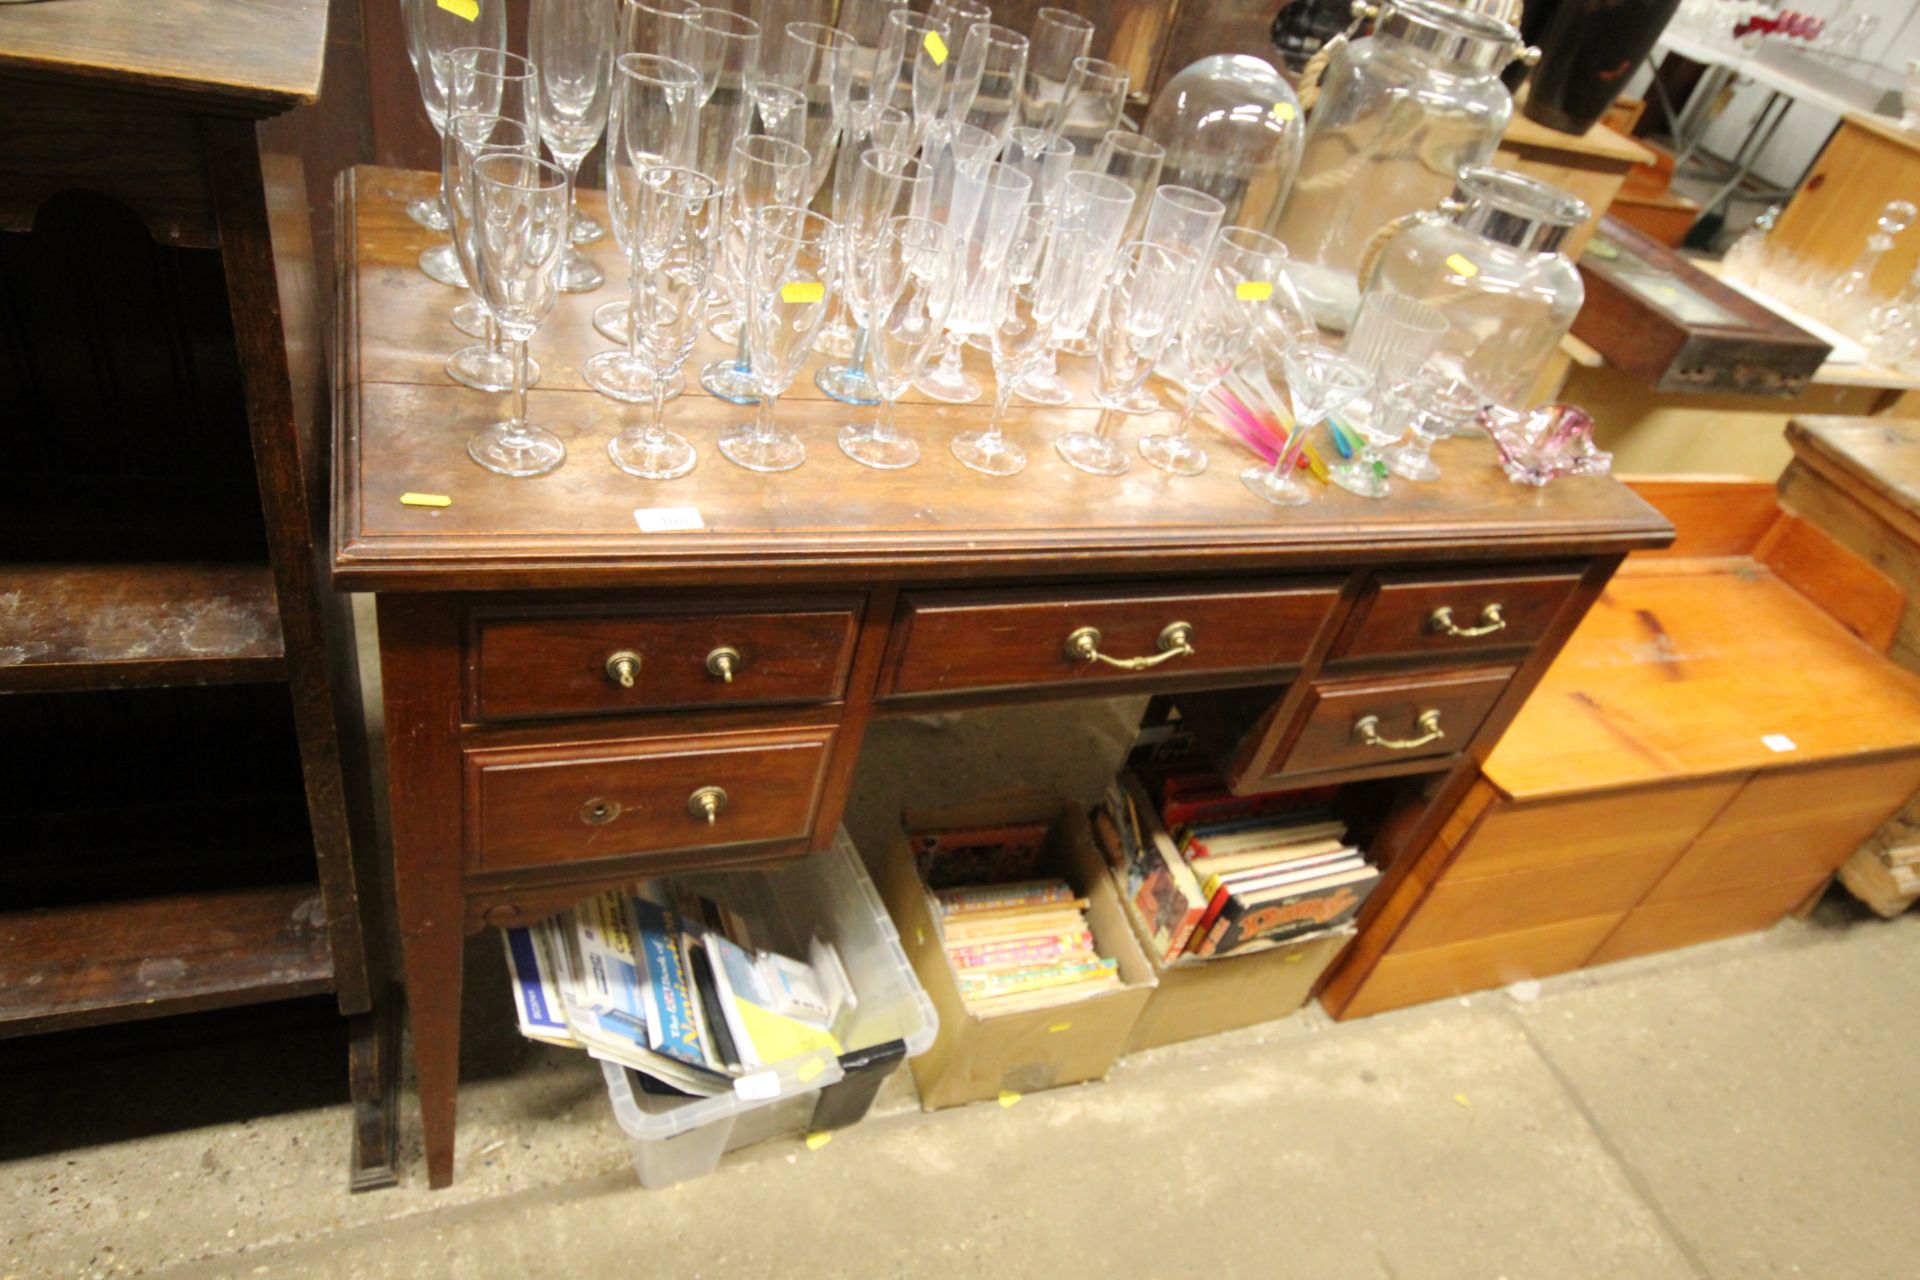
[1354,710,1445,751]
[605,650,642,688]
[706,646,742,683]
[1427,604,1505,638]
[688,785,729,824]
[1064,621,1195,671]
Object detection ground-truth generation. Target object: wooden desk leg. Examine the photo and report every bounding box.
[375,595,466,1188]
[347,982,403,1192]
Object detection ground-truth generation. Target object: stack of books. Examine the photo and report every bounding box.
[1096,771,1380,965]
[500,885,855,1096]
[936,880,1120,1013]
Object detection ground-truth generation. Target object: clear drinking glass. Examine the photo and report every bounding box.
[1050,56,1129,163]
[467,153,572,478]
[622,0,700,58]
[770,21,858,203]
[748,79,810,152]
[816,149,928,405]
[1345,290,1449,371]
[1018,7,1094,132]
[608,166,723,479]
[816,101,913,359]
[719,205,840,472]
[445,115,542,394]
[1117,184,1227,415]
[840,215,963,468]
[877,9,953,150]
[585,53,702,401]
[1004,125,1075,206]
[531,0,616,294]
[1055,240,1192,477]
[917,157,1032,404]
[1331,350,1435,498]
[423,49,539,288]
[1140,225,1285,476]
[954,202,1060,476]
[953,22,1028,153]
[1385,364,1479,482]
[1240,343,1370,506]
[689,8,765,178]
[1092,129,1166,242]
[701,135,812,402]
[1022,167,1135,398]
[908,121,1012,399]
[405,0,507,232]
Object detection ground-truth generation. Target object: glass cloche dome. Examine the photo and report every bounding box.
[1142,55,1304,238]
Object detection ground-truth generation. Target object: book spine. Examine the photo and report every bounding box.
[1185,885,1231,955]
[958,957,1118,998]
[946,931,1093,971]
[938,887,1079,916]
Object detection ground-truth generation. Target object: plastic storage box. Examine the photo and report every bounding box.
[601,827,935,1189]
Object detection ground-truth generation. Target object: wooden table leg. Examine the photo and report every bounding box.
[346,982,402,1192]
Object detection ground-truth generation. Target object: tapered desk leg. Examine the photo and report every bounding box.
[399,882,464,1188]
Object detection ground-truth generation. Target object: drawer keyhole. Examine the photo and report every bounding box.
[580,797,621,825]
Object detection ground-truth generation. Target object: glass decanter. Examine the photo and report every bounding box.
[1823,199,1918,337]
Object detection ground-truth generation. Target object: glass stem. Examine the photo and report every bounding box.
[511,339,530,438]
[873,392,897,441]
[485,309,503,358]
[627,270,644,361]
[733,321,751,375]
[1093,405,1115,440]
[850,326,870,379]
[647,370,669,440]
[754,388,779,442]
[1170,388,1201,439]
[987,378,1015,443]
[939,335,963,377]
[1272,416,1309,480]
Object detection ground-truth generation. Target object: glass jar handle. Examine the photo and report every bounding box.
[1355,197,1468,294]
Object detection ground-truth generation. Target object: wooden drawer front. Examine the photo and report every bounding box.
[1342,914,1620,1018]
[1644,813,1891,905]
[1268,667,1515,778]
[1330,568,1582,663]
[466,727,834,872]
[1704,755,1920,839]
[882,581,1340,698]
[1590,875,1830,966]
[1402,845,1687,953]
[471,606,858,720]
[1448,779,1740,881]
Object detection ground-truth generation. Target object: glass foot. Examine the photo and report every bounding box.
[1055,430,1129,476]
[571,209,606,245]
[816,363,880,405]
[951,430,1026,476]
[837,424,919,469]
[1138,432,1207,476]
[593,299,630,344]
[609,428,697,479]
[700,357,759,404]
[451,299,489,339]
[468,422,566,477]
[718,424,804,472]
[1385,445,1440,482]
[420,242,467,289]
[707,311,742,345]
[814,318,856,359]
[1329,458,1391,498]
[408,197,450,232]
[583,351,667,402]
[1055,333,1094,358]
[916,361,981,403]
[1114,384,1162,415]
[1241,461,1311,506]
[556,248,604,294]
[1014,369,1073,406]
[447,343,540,393]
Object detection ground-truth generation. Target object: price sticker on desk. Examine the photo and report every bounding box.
[633,505,705,532]
[780,280,825,305]
[437,0,479,20]
[923,31,949,65]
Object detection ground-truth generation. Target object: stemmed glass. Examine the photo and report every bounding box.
[1140,226,1286,476]
[1050,56,1129,163]
[877,9,953,151]
[1118,183,1226,415]
[748,80,810,152]
[608,166,724,479]
[531,0,616,294]
[1055,241,1192,477]
[1331,352,1434,498]
[922,0,993,144]
[1018,8,1094,132]
[1385,366,1480,483]
[404,0,507,233]
[953,202,1060,476]
[815,103,913,361]
[840,215,962,469]
[815,149,928,405]
[914,127,1019,403]
[584,53,702,403]
[700,135,812,403]
[951,22,1029,153]
[770,21,858,203]
[1021,168,1135,403]
[423,49,539,289]
[444,115,542,394]
[466,153,573,478]
[689,9,765,178]
[623,0,700,58]
[719,206,840,473]
[1240,344,1370,506]
[1093,129,1167,243]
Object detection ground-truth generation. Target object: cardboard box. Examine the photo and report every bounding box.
[876,795,1155,1110]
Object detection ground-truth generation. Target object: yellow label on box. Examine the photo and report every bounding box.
[1236,281,1274,302]
[1271,101,1296,122]
[924,30,949,65]
[400,492,452,508]
[780,280,825,304]
[796,1057,827,1083]
[1445,252,1479,278]
[437,0,479,20]
[1048,1021,1073,1033]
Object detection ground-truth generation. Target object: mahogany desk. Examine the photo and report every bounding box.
[331,166,1673,1187]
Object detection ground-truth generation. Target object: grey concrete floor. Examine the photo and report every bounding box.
[5,699,1918,1280]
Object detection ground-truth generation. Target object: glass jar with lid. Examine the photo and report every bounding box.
[1361,165,1588,406]
[1275,0,1527,329]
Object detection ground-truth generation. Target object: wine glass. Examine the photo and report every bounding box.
[531,0,616,294]
[816,149,928,405]
[1018,7,1093,133]
[584,53,703,402]
[404,0,507,232]
[1055,240,1192,477]
[688,8,765,177]
[1022,167,1134,399]
[701,135,812,403]
[915,128,1020,403]
[952,22,1028,154]
[719,205,840,473]
[1240,343,1370,506]
[466,153,572,478]
[770,21,858,203]
[953,202,1060,476]
[816,102,913,361]
[444,115,542,394]
[1050,56,1128,163]
[608,166,724,479]
[423,49,539,289]
[1140,226,1287,477]
[840,215,962,468]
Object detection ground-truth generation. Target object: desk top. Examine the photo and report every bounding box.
[332,167,1672,593]
[1788,416,1920,532]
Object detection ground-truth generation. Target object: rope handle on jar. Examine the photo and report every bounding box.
[1297,1,1380,112]
[1354,197,1468,297]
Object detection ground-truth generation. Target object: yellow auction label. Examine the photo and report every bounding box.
[1271,101,1296,122]
[1236,281,1274,301]
[400,492,452,507]
[923,30,949,65]
[780,280,825,304]
[437,0,479,20]
[1445,252,1479,278]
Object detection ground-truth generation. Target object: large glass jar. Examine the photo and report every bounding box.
[1362,166,1588,406]
[1275,0,1525,329]
[1142,55,1305,238]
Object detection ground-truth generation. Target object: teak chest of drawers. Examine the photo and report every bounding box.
[331,167,1673,1187]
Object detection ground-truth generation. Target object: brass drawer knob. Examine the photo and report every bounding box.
[1353,710,1445,752]
[706,646,742,683]
[1064,621,1196,671]
[604,650,642,688]
[1428,603,1505,638]
[688,785,729,824]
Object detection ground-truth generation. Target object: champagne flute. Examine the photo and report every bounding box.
[914,125,1017,403]
[1050,56,1128,163]
[689,8,765,178]
[1055,240,1191,477]
[404,0,507,232]
[953,202,1060,476]
[840,215,962,468]
[1240,343,1370,506]
[816,149,928,405]
[770,21,858,203]
[466,153,572,478]
[876,9,951,151]
[952,22,1028,154]
[444,115,542,394]
[608,166,724,479]
[1018,7,1093,133]
[531,0,616,293]
[1118,183,1225,415]
[1023,167,1134,393]
[815,102,912,360]
[701,135,812,403]
[1092,129,1166,242]
[622,0,700,59]
[423,48,539,289]
[719,205,839,472]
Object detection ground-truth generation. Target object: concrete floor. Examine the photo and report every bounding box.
[6,701,1919,1279]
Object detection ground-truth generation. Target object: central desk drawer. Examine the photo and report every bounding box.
[881,580,1341,698]
[1254,666,1516,781]
[1329,568,1582,664]
[464,726,835,872]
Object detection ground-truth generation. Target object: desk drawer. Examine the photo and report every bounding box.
[469,604,859,721]
[465,726,834,872]
[1330,568,1582,664]
[882,580,1340,698]
[1259,667,1515,780]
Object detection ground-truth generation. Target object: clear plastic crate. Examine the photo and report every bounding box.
[602,826,935,1189]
